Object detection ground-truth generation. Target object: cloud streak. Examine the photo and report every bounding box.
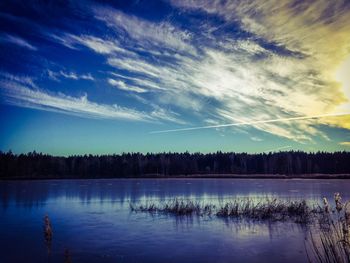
[47,70,94,81]
[107,78,147,93]
[52,33,135,56]
[0,33,37,50]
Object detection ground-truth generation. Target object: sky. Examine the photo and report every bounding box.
[0,0,350,155]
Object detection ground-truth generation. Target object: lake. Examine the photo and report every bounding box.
[1,178,349,263]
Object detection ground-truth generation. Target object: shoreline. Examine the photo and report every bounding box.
[1,173,350,180]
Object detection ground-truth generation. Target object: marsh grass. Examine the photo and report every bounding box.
[130,198,319,223]
[308,222,350,263]
[307,195,350,263]
[130,199,214,216]
[216,199,317,223]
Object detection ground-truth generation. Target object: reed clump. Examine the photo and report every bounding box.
[216,199,313,223]
[44,214,53,240]
[130,199,214,216]
[130,198,316,223]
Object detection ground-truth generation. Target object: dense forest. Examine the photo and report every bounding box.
[0,151,349,179]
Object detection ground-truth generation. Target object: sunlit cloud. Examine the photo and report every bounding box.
[187,2,347,137]
[170,0,350,127]
[339,142,350,147]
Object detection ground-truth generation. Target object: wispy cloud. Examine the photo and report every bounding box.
[0,71,37,88]
[0,82,149,121]
[107,57,162,78]
[0,74,184,124]
[107,78,147,93]
[60,71,94,81]
[0,33,37,50]
[109,73,164,91]
[339,142,350,147]
[52,33,135,56]
[47,70,94,81]
[93,5,195,54]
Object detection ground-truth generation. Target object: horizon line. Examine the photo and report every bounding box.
[1,149,349,158]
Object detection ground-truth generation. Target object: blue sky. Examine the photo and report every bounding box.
[0,0,350,155]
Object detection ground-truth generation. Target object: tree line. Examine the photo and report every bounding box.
[0,151,349,178]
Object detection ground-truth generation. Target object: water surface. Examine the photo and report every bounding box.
[1,178,349,263]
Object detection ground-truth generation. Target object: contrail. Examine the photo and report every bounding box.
[150,112,350,134]
[263,145,292,153]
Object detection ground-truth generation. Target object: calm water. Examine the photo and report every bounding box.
[1,178,350,263]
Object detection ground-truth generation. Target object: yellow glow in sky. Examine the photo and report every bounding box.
[336,55,350,105]
[333,55,350,129]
